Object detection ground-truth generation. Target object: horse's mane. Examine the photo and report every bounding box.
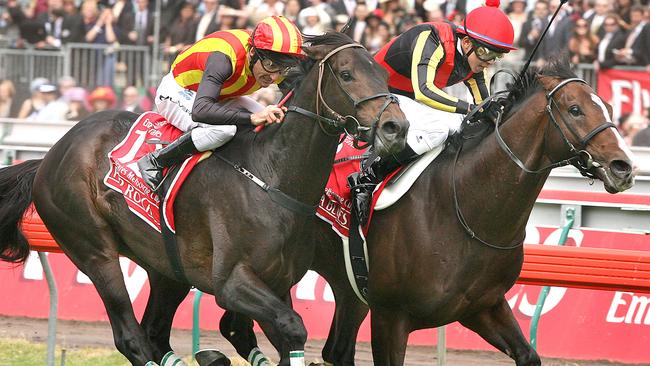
[505,56,577,116]
[452,56,577,151]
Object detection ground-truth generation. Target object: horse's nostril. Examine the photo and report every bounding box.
[610,160,633,179]
[380,120,402,137]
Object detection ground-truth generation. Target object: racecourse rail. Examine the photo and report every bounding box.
[21,210,650,294]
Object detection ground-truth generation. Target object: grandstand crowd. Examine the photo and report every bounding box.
[0,0,649,145]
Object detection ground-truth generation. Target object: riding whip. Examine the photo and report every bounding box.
[516,0,569,82]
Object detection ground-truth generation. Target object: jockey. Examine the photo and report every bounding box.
[138,15,304,191]
[349,0,516,225]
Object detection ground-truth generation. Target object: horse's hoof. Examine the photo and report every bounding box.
[195,349,231,366]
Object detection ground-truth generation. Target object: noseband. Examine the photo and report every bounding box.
[495,77,616,178]
[288,43,398,146]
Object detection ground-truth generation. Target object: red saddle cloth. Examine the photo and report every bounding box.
[316,135,400,238]
[103,112,205,233]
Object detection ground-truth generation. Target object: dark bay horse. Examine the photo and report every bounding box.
[0,33,408,366]
[307,61,637,365]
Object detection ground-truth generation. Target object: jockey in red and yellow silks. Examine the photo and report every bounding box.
[349,0,516,226]
[137,16,304,192]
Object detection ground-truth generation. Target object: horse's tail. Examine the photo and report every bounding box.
[0,159,41,263]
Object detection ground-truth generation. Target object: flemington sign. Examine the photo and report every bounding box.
[1,223,649,364]
[598,68,650,123]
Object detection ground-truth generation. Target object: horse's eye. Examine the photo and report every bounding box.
[340,71,353,81]
[569,105,583,117]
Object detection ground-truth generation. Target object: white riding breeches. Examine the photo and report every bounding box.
[155,72,264,151]
[395,94,463,156]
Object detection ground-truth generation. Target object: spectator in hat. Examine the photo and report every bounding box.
[363,9,389,51]
[299,6,327,35]
[17,77,50,119]
[30,83,69,121]
[88,86,116,112]
[249,0,285,25]
[63,86,90,120]
[216,6,246,31]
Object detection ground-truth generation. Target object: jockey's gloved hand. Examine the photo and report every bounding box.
[477,99,505,123]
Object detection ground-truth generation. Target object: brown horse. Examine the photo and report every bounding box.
[0,33,408,366]
[306,60,637,365]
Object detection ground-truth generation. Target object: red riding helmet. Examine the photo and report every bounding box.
[250,16,304,58]
[457,0,516,51]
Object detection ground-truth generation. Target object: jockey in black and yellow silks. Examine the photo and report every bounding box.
[138,16,304,192]
[349,0,517,226]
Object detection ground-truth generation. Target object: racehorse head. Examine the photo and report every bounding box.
[503,59,636,193]
[299,32,408,155]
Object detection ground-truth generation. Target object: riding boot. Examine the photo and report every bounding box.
[348,146,419,226]
[137,132,199,192]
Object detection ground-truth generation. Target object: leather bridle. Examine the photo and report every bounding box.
[494,77,616,177]
[453,77,616,250]
[287,43,399,148]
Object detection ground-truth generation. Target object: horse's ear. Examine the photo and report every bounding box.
[536,75,560,92]
[303,45,329,61]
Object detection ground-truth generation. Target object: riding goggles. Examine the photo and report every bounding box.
[473,44,505,62]
[259,58,293,77]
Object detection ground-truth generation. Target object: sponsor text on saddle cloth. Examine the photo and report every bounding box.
[103,112,209,233]
[316,135,402,238]
[317,135,444,238]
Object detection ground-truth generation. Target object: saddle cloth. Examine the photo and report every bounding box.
[103,111,208,233]
[316,135,443,238]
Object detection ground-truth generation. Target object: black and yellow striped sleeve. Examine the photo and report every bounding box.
[411,30,472,114]
[464,68,490,105]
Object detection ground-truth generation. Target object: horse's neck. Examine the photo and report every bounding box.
[454,93,553,243]
[257,91,339,205]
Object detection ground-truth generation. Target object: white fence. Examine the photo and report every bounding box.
[0,43,159,91]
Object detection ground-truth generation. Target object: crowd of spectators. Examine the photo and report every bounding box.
[0,0,649,144]
[3,0,647,68]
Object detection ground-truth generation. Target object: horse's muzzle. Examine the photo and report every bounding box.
[374,119,408,155]
[599,159,637,193]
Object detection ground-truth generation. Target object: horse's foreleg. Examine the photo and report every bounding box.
[219,311,272,365]
[459,298,541,366]
[370,307,410,366]
[220,293,296,366]
[141,270,191,365]
[215,263,308,365]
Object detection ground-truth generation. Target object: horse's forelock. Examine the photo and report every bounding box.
[289,32,362,91]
